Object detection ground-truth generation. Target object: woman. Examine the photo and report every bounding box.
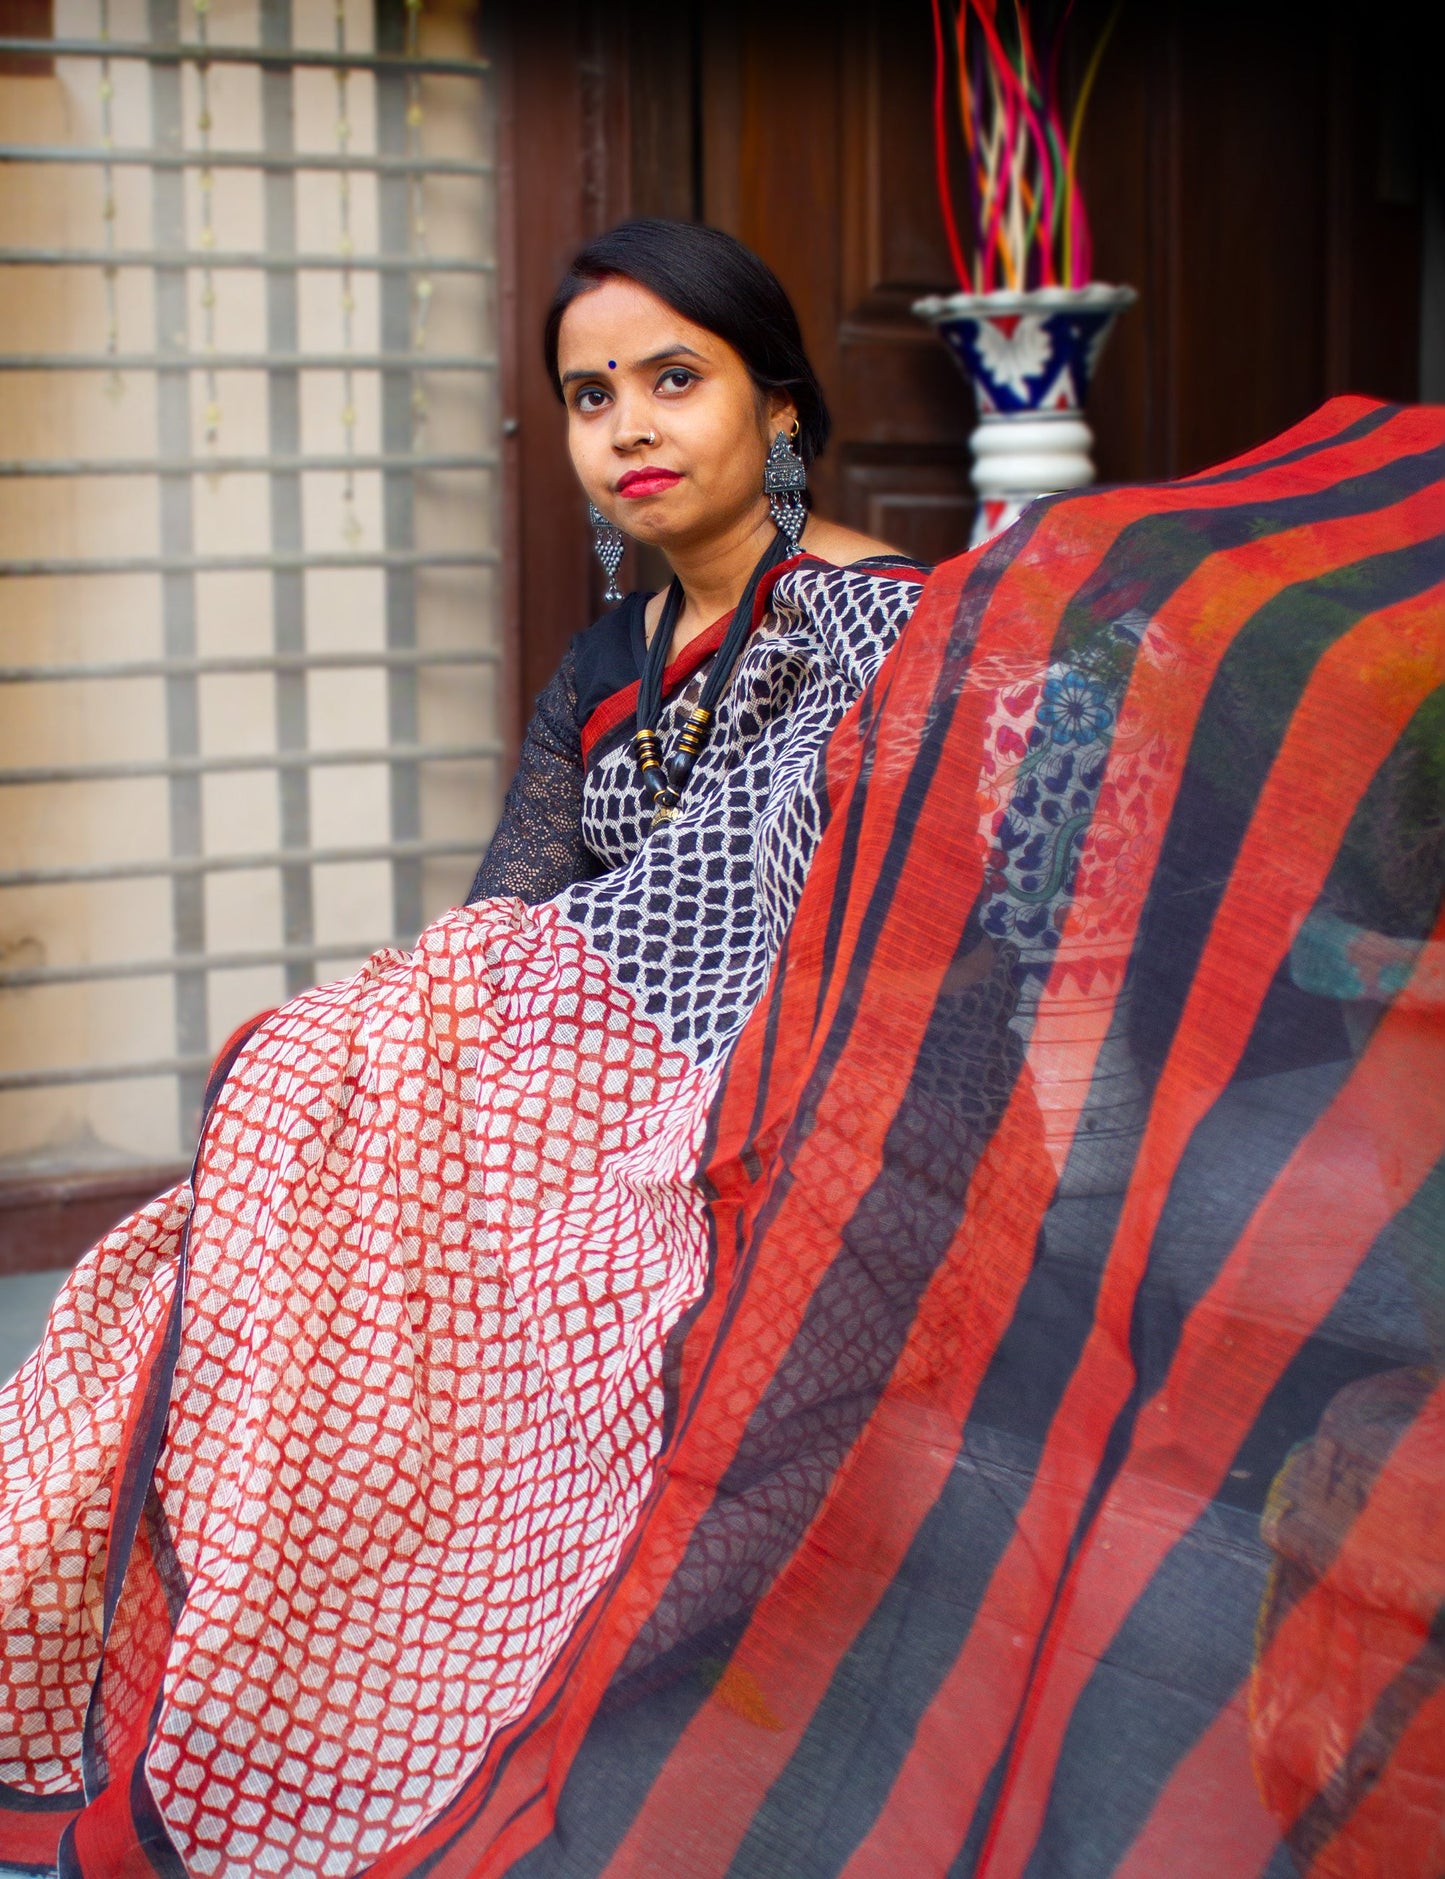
[11,233,1439,1878]
[468,217,913,906]
[0,220,929,1878]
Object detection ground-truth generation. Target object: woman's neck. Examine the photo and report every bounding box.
[651,502,782,653]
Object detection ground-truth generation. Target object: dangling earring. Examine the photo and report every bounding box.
[763,425,807,550]
[588,501,625,604]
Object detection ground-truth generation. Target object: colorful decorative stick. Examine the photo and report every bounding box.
[931,0,1118,293]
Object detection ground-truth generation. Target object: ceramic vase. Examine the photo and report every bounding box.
[913,282,1136,547]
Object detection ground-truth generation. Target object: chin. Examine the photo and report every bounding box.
[626,509,700,551]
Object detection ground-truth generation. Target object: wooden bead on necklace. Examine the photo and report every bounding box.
[632,531,791,832]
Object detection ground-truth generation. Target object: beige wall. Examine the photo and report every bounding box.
[0,0,501,1174]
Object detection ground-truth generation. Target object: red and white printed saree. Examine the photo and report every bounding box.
[3,399,1444,1879]
[0,559,926,1876]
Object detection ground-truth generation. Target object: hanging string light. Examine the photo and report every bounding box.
[403,0,431,442]
[98,0,122,403]
[193,0,220,445]
[334,0,362,546]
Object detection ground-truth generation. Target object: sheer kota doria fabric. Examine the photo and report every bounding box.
[1,401,1442,1879]
[386,397,1436,1879]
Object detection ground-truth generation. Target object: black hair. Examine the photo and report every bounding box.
[543,218,832,465]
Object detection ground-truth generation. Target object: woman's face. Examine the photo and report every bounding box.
[557,276,797,553]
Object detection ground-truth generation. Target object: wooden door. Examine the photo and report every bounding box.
[695,2,980,566]
[690,0,1425,553]
[1073,0,1426,486]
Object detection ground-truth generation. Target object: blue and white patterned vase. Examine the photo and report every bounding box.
[913,283,1136,548]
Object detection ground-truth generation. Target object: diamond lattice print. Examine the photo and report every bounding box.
[0,562,925,1875]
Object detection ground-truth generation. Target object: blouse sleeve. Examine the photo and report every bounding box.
[464,642,603,906]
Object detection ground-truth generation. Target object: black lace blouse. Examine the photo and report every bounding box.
[464,592,656,906]
[465,560,928,907]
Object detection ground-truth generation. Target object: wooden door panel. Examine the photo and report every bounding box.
[835,6,979,554]
[1171,12,1333,477]
[1075,0,1423,484]
[838,456,976,568]
[703,0,981,560]
[833,333,974,448]
[838,5,959,321]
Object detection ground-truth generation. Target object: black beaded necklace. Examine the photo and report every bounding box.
[632,528,792,831]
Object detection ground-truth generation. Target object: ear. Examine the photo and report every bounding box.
[764,387,799,439]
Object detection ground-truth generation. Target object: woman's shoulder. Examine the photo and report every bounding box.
[799,516,925,571]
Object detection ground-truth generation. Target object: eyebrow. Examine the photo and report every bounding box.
[560,344,708,388]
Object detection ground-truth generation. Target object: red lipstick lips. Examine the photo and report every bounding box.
[616,468,682,499]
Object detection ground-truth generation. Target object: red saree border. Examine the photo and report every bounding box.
[58,1008,277,1877]
[1173,391,1387,482]
[842,472,1445,1879]
[577,557,927,766]
[0,1791,81,1871]
[580,611,731,768]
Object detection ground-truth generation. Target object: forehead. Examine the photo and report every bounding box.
[556,276,734,370]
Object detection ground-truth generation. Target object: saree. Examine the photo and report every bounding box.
[3,394,1443,1877]
[0,557,927,1875]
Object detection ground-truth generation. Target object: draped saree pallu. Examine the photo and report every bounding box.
[3,397,1444,1879]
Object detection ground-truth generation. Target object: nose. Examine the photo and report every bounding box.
[609,383,656,450]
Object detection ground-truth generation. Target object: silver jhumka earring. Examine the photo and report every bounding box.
[763,428,807,549]
[588,502,625,603]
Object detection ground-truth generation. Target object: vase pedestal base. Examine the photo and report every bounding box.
[969,411,1097,548]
